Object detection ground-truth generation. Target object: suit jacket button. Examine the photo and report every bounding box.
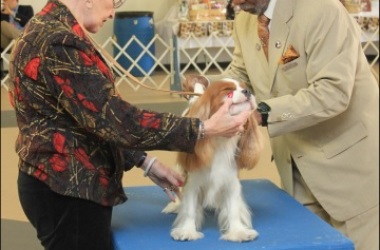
[256,43,261,51]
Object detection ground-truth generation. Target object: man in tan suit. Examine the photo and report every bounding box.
[229,0,379,249]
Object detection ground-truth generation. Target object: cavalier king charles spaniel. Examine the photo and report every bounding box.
[162,75,263,242]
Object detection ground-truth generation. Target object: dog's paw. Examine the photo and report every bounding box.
[220,228,259,242]
[171,228,204,241]
[162,199,180,214]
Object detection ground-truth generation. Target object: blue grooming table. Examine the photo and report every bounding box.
[111,179,354,250]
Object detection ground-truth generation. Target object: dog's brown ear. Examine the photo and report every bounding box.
[182,75,210,93]
[177,139,215,172]
[237,114,263,170]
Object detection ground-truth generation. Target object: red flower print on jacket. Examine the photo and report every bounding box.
[79,52,113,80]
[39,2,56,16]
[53,132,68,154]
[49,154,68,172]
[54,76,75,98]
[138,113,161,129]
[77,93,98,112]
[72,23,85,38]
[98,168,109,187]
[94,55,113,80]
[75,148,96,171]
[34,164,48,181]
[79,51,95,66]
[24,57,41,80]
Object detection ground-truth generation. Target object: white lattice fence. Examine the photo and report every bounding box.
[1,40,15,91]
[103,34,173,90]
[171,32,234,90]
[1,31,378,91]
[361,27,379,81]
[1,33,234,91]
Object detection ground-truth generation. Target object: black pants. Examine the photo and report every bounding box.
[18,171,114,250]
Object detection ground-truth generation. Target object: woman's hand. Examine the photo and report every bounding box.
[140,156,184,202]
[203,98,251,137]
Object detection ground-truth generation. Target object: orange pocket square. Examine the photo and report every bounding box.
[278,45,300,65]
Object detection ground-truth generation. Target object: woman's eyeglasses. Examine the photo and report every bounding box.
[113,0,126,9]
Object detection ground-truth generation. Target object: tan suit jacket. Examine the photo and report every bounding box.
[229,0,379,221]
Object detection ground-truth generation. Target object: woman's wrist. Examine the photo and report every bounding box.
[143,157,157,177]
[203,119,215,137]
[197,120,206,139]
[138,155,158,177]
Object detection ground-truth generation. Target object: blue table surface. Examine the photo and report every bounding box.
[111,179,354,250]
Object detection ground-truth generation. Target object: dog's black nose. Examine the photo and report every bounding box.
[242,89,251,98]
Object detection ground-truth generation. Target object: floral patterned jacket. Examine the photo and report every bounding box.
[9,0,199,206]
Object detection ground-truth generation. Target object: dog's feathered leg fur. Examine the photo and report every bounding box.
[170,172,205,241]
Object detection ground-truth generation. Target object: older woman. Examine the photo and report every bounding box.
[9,0,251,249]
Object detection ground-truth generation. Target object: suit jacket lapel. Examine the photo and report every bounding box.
[244,16,270,89]
[268,0,294,89]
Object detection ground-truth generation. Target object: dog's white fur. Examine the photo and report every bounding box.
[162,76,263,242]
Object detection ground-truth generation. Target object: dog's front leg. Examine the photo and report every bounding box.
[170,183,204,241]
[219,180,258,242]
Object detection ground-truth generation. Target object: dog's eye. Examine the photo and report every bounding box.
[223,87,235,92]
[227,92,233,98]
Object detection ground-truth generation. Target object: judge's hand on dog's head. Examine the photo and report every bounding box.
[204,98,251,138]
